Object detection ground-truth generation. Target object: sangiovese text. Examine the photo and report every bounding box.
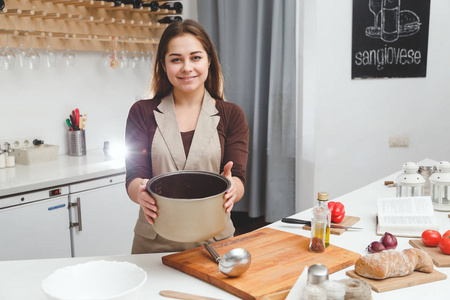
[354,45,421,70]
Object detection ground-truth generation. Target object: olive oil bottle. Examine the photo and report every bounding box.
[316,192,331,247]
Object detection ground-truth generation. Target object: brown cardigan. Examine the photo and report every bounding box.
[125,97,249,188]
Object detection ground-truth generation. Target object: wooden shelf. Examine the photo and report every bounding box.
[0,0,181,51]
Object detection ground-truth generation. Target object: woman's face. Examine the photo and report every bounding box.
[164,34,210,96]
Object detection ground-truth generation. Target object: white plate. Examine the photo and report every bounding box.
[41,260,147,300]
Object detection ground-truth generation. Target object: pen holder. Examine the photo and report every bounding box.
[68,131,86,156]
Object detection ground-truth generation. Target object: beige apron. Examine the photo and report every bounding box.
[132,91,235,253]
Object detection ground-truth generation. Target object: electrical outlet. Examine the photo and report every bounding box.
[389,136,409,148]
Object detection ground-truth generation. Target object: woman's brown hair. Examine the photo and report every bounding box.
[151,19,224,101]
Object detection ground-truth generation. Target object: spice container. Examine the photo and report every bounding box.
[395,162,425,197]
[302,264,329,300]
[0,150,5,168]
[429,161,450,211]
[309,207,327,253]
[5,147,15,168]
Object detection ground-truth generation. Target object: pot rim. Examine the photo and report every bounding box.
[146,170,231,201]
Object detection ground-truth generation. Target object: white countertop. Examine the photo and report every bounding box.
[0,158,448,299]
[0,149,125,197]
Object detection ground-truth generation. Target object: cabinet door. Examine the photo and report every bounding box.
[69,183,138,257]
[0,196,71,261]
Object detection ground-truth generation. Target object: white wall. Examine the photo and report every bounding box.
[302,0,450,206]
[0,1,198,154]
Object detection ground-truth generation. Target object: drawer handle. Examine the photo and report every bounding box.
[69,197,83,231]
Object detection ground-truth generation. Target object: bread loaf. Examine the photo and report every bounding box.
[355,248,433,279]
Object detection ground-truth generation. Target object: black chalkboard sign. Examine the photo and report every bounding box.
[352,0,430,79]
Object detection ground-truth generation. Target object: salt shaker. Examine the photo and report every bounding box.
[302,264,329,300]
[0,150,5,168]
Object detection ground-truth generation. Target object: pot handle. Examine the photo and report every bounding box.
[203,243,221,263]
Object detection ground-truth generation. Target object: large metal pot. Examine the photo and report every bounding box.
[146,171,230,243]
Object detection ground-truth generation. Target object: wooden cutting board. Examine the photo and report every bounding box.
[409,239,450,267]
[162,227,361,300]
[346,269,447,293]
[302,215,360,235]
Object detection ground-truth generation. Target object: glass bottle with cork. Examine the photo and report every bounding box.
[315,192,331,247]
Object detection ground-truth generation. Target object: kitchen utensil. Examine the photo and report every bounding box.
[160,290,222,300]
[281,218,363,229]
[66,119,73,131]
[204,243,251,277]
[41,260,147,300]
[68,130,86,156]
[146,171,230,243]
[162,227,361,300]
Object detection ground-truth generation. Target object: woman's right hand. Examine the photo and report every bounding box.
[137,179,158,224]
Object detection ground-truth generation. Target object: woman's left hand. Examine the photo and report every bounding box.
[222,161,236,213]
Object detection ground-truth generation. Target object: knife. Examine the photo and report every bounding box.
[281,218,363,230]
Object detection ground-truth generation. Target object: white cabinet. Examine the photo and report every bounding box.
[0,173,139,261]
[69,174,138,257]
[0,192,72,261]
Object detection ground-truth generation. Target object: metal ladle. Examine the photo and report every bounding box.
[203,243,251,277]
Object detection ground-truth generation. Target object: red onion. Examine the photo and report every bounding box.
[380,232,397,250]
[367,241,386,253]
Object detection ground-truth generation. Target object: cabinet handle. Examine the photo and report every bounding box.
[69,197,83,231]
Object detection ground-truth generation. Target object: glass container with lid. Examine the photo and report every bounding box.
[429,161,450,211]
[395,162,425,197]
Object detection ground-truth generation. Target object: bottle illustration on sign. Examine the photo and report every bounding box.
[366,0,421,42]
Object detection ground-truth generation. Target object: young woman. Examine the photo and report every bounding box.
[125,19,249,253]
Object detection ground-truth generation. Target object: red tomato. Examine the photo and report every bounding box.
[439,236,450,254]
[421,230,442,247]
[443,230,450,238]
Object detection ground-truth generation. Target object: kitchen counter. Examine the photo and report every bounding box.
[0,159,449,299]
[0,149,125,197]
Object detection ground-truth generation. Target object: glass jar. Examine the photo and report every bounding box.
[316,192,331,247]
[429,161,450,211]
[309,208,327,253]
[395,162,425,197]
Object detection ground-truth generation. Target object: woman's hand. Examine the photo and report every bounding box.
[222,161,237,213]
[135,179,158,224]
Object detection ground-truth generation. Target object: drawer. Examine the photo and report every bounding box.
[69,173,125,193]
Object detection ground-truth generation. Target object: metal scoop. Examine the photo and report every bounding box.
[203,243,251,277]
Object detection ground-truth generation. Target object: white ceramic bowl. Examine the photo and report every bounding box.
[41,260,147,300]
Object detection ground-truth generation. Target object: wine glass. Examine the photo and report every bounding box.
[24,37,40,70]
[117,42,128,69]
[62,40,75,67]
[129,50,139,69]
[369,0,382,28]
[0,35,16,70]
[16,43,27,68]
[44,44,57,68]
